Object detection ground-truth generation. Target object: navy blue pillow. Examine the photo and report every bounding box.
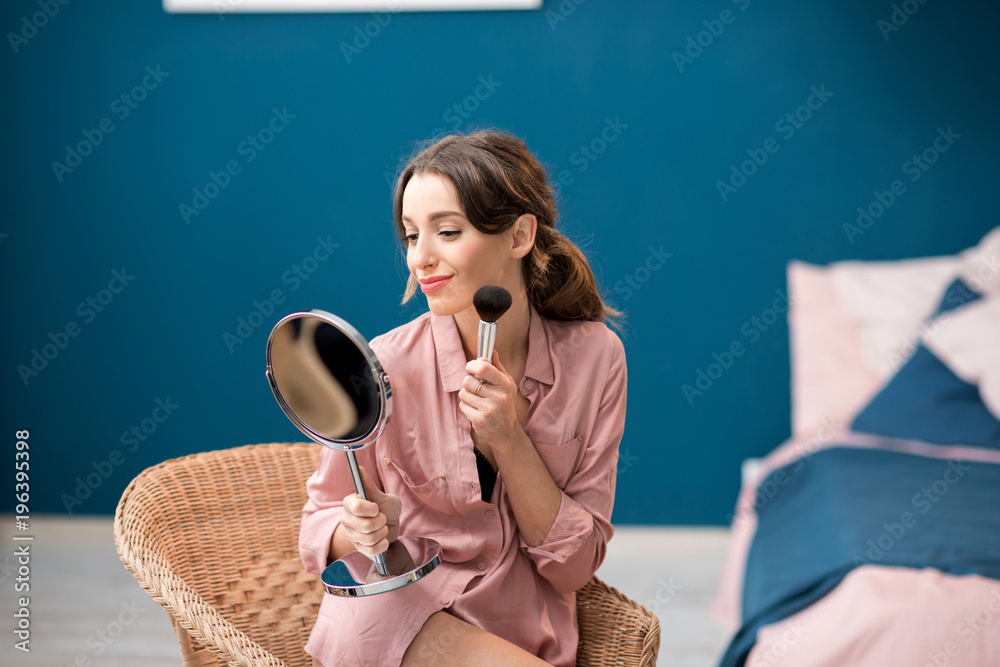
[850,278,1000,449]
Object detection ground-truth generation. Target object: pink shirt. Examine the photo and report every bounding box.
[299,305,627,666]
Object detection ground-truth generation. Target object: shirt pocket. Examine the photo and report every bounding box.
[533,435,583,489]
[382,457,465,536]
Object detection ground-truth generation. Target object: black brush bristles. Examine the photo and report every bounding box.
[474,286,512,323]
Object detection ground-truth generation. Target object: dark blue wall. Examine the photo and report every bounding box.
[3,0,997,524]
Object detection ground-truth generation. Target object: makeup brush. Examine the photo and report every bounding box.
[474,286,512,371]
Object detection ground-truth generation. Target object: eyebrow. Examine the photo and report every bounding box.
[401,210,466,224]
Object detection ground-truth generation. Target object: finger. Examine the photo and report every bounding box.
[466,361,508,388]
[491,349,507,375]
[458,398,484,429]
[466,358,492,377]
[361,538,389,558]
[347,512,387,535]
[459,385,489,410]
[462,375,492,398]
[343,493,380,518]
[345,522,389,547]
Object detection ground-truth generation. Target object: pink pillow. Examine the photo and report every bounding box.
[788,257,959,437]
[788,226,999,437]
[925,297,1000,420]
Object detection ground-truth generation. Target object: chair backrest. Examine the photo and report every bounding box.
[116,442,659,667]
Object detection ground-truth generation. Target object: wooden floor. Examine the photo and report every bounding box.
[0,516,734,666]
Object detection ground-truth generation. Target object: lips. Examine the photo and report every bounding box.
[418,275,451,294]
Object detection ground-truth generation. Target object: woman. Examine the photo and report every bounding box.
[299,129,627,666]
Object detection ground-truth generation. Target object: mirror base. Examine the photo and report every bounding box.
[322,537,442,598]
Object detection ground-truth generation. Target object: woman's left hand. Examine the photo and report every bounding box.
[458,350,521,448]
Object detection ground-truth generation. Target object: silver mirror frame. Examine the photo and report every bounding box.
[264,309,441,595]
[265,309,392,452]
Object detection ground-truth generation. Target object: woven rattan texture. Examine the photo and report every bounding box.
[115,442,660,667]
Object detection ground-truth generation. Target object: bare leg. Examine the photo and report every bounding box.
[401,611,551,667]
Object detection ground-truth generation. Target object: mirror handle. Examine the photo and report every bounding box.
[345,449,390,576]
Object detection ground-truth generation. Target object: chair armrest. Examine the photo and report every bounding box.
[576,576,661,667]
[117,533,288,667]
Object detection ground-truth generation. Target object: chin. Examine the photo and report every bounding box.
[424,295,461,317]
[424,292,473,318]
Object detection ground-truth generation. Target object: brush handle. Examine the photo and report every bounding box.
[475,320,497,380]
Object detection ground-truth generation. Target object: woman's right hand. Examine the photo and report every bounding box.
[337,466,401,560]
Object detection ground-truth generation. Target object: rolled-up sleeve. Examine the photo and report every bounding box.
[299,443,382,576]
[520,332,627,593]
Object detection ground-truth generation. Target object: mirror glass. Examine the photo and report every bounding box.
[266,310,391,450]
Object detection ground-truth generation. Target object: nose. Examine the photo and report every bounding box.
[408,234,435,272]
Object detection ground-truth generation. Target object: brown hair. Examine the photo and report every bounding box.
[392,129,621,324]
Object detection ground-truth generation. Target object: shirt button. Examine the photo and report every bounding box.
[486,510,495,519]
[522,380,533,391]
[477,562,487,571]
[440,598,450,606]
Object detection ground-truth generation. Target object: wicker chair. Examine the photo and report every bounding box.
[114,443,660,667]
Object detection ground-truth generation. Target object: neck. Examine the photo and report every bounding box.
[454,293,531,367]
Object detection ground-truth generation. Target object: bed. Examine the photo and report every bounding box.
[712,227,1000,666]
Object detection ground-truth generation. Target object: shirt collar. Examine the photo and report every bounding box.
[430,303,554,392]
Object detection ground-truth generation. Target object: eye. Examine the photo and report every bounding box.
[404,233,418,244]
[439,230,460,238]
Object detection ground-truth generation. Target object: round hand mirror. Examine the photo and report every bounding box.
[265,310,440,597]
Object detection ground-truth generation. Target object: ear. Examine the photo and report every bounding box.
[510,214,537,260]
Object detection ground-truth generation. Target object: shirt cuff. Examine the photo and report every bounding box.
[299,506,344,575]
[519,491,593,564]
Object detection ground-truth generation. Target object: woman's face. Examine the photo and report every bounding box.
[401,172,518,317]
